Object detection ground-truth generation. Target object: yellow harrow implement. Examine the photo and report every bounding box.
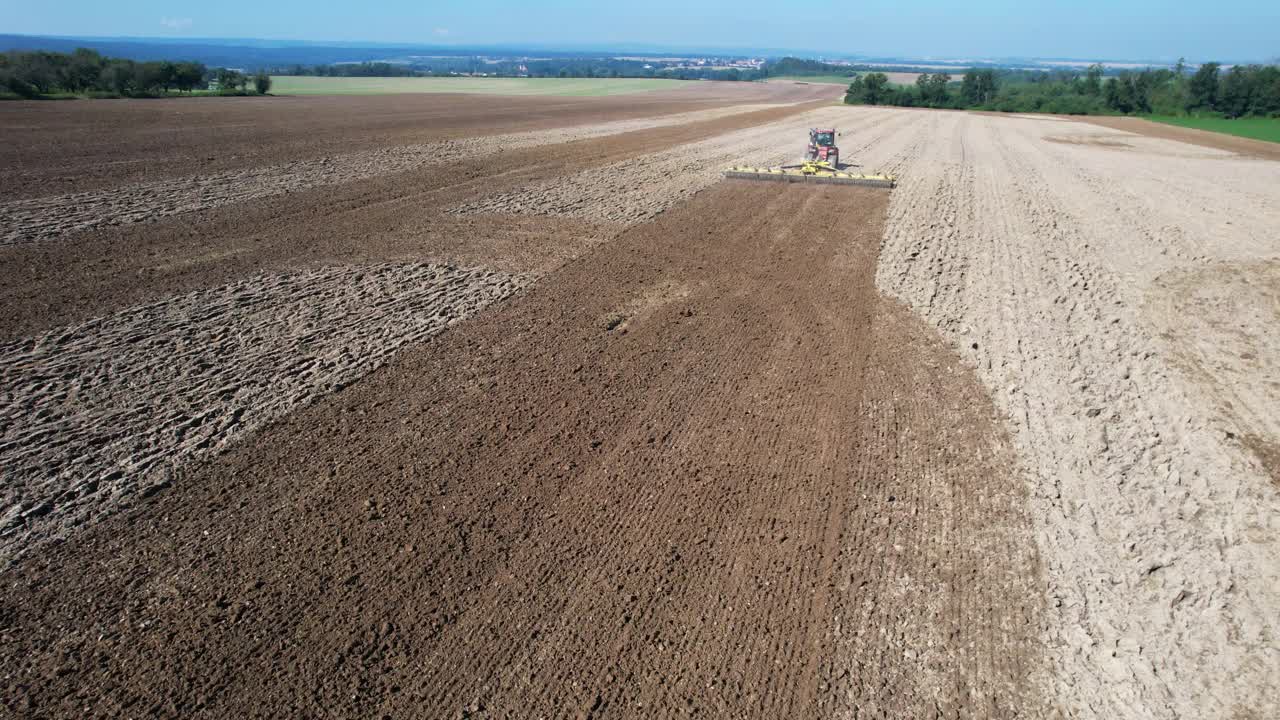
[724,160,896,189]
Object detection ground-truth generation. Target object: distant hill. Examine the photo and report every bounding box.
[0,34,474,68]
[0,34,800,70]
[2,34,1221,73]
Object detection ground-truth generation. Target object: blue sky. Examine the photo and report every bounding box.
[4,0,1278,62]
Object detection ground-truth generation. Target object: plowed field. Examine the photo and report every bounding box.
[1,87,1277,719]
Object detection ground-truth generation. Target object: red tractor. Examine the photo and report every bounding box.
[806,128,840,169]
[724,126,895,187]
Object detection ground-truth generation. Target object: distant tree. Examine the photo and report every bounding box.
[961,68,998,105]
[911,73,950,107]
[929,72,951,105]
[0,62,40,98]
[254,71,272,94]
[214,67,246,91]
[1104,77,1132,113]
[1257,65,1280,116]
[174,62,205,92]
[979,69,998,103]
[10,52,59,94]
[1218,67,1252,117]
[861,72,889,104]
[1083,63,1103,95]
[1130,71,1157,113]
[914,73,929,95]
[844,76,864,104]
[1188,62,1220,111]
[1155,63,1187,112]
[155,61,179,91]
[960,70,979,104]
[61,48,104,93]
[102,60,137,95]
[133,62,169,94]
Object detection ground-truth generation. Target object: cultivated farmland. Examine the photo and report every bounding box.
[0,80,1277,719]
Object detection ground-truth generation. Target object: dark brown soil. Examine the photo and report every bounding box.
[0,180,1043,718]
[0,83,839,202]
[1244,434,1280,487]
[1044,134,1134,149]
[0,100,828,341]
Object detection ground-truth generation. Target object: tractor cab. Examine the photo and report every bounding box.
[810,129,836,147]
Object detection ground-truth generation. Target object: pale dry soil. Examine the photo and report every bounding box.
[858,107,1280,719]
[1147,260,1280,484]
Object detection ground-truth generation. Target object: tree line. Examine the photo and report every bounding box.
[845,61,1280,118]
[283,62,418,77]
[1,48,272,98]
[761,57,855,78]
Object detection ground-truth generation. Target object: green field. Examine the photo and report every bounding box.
[767,75,857,86]
[1146,115,1280,144]
[269,76,697,97]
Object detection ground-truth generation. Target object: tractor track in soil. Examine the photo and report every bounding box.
[0,181,1044,719]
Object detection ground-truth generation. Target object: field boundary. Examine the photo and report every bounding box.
[1077,115,1280,160]
[1146,115,1280,144]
